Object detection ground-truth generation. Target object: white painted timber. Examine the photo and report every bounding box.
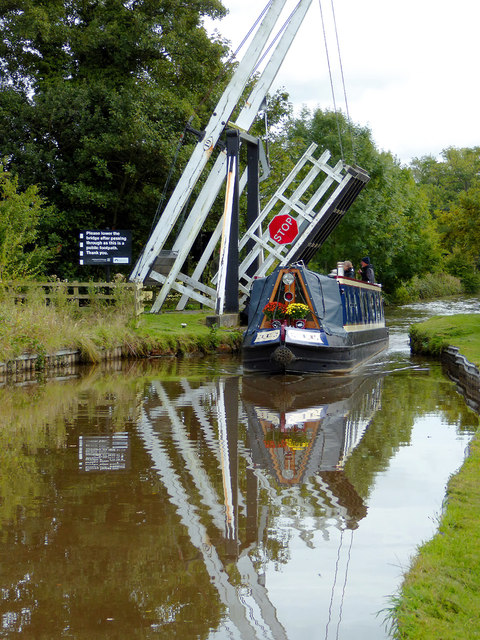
[138,0,314,312]
[130,0,290,285]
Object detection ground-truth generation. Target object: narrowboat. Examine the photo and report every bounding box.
[242,261,388,374]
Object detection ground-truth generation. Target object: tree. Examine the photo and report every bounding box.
[439,186,480,291]
[0,0,228,277]
[410,147,480,213]
[411,147,480,290]
[0,165,54,279]
[440,187,480,258]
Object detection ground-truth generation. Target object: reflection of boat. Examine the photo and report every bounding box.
[242,263,389,374]
[242,373,383,528]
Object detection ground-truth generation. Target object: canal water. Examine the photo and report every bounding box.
[1,299,479,639]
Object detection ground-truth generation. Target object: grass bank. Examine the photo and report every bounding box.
[388,315,480,638]
[134,310,243,355]
[409,314,480,368]
[0,294,243,365]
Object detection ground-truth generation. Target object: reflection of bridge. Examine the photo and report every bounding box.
[138,378,286,640]
[136,373,383,639]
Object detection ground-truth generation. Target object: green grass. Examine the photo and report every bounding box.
[134,310,243,355]
[0,294,243,364]
[409,314,480,367]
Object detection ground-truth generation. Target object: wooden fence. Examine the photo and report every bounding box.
[0,281,145,315]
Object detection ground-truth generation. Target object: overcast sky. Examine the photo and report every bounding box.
[205,0,480,165]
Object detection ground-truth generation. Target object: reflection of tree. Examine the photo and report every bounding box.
[0,371,140,527]
[1,457,222,638]
[258,512,293,570]
[343,371,478,499]
[0,369,222,638]
[0,384,71,527]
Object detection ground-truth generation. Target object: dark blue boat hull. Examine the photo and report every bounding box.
[242,326,389,374]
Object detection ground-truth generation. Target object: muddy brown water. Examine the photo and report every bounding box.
[0,298,479,639]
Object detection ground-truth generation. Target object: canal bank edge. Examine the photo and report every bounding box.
[409,314,480,411]
[441,346,480,412]
[390,319,480,638]
[0,322,244,384]
[0,347,115,384]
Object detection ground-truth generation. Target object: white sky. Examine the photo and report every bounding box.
[205,0,480,165]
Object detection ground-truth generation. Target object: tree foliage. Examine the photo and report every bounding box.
[0,0,228,277]
[0,164,53,279]
[411,147,480,210]
[412,147,480,290]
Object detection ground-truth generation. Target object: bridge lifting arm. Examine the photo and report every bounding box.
[129,0,314,312]
[130,0,292,286]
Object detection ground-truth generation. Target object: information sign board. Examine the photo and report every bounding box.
[79,230,132,265]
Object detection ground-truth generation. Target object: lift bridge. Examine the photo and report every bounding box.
[129,0,370,315]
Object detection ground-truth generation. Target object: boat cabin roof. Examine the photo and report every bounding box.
[246,264,383,336]
[246,265,342,335]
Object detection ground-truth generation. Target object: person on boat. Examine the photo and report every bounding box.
[343,260,355,278]
[359,257,375,283]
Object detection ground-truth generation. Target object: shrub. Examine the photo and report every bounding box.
[444,248,480,294]
[391,272,462,303]
[0,165,54,279]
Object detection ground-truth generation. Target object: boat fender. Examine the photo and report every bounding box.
[272,345,295,365]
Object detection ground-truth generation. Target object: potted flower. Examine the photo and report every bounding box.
[262,301,287,326]
[285,302,310,327]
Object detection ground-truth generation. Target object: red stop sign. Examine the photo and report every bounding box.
[268,214,299,245]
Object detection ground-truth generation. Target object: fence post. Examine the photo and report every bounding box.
[134,283,144,316]
[74,283,80,306]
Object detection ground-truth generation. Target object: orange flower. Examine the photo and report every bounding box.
[263,301,287,319]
